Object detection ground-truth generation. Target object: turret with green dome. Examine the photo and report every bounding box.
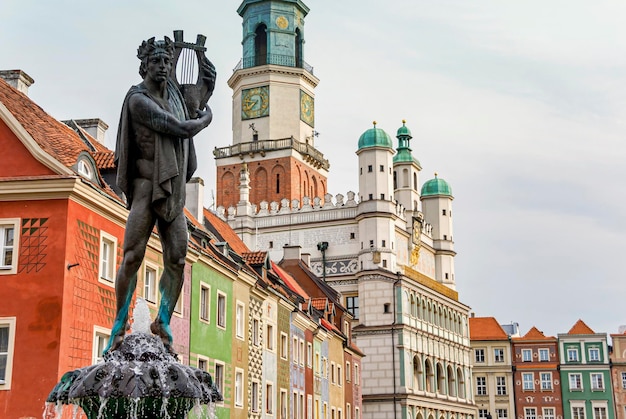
[393,120,421,168]
[357,121,394,150]
[421,173,453,197]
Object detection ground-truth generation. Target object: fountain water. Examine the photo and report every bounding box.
[45,299,221,418]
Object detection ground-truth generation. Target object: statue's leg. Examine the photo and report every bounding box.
[151,212,187,350]
[104,179,155,354]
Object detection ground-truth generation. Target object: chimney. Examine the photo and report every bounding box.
[185,177,205,224]
[301,253,311,267]
[283,245,302,261]
[73,118,109,145]
[0,70,34,95]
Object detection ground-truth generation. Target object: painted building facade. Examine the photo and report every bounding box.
[511,327,564,419]
[558,320,615,419]
[610,331,626,419]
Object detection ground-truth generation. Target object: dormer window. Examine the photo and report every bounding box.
[77,159,92,179]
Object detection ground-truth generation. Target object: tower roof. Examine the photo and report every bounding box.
[393,120,421,167]
[238,0,310,16]
[421,173,452,197]
[357,122,393,150]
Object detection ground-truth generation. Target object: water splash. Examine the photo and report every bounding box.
[131,298,152,335]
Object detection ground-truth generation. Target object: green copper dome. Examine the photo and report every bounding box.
[396,122,412,138]
[421,174,452,197]
[393,120,421,167]
[358,122,393,150]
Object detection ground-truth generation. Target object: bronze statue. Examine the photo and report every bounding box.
[105,35,215,353]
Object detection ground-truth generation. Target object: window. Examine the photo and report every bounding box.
[331,362,336,384]
[568,348,579,362]
[569,373,582,390]
[525,408,537,419]
[496,376,507,395]
[541,372,552,390]
[253,318,260,346]
[476,376,487,395]
[367,165,373,173]
[594,407,607,419]
[380,194,385,200]
[589,348,600,362]
[346,361,351,382]
[338,365,342,386]
[354,364,359,385]
[522,349,532,362]
[293,337,298,363]
[543,408,555,419]
[0,220,19,274]
[479,410,488,418]
[346,296,359,318]
[494,348,505,362]
[475,348,485,363]
[99,231,117,283]
[92,327,110,365]
[347,403,352,419]
[539,348,550,361]
[236,302,245,339]
[214,362,224,396]
[199,283,210,322]
[522,372,534,390]
[621,372,626,389]
[280,333,288,359]
[572,407,585,419]
[216,292,226,328]
[267,324,275,350]
[77,159,93,178]
[235,369,243,407]
[496,409,508,419]
[197,358,207,371]
[266,382,274,414]
[355,407,360,419]
[0,318,16,388]
[591,373,604,390]
[280,389,287,419]
[299,339,305,365]
[307,343,312,367]
[252,381,260,412]
[143,265,157,303]
[379,165,384,172]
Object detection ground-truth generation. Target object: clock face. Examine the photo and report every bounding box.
[300,90,314,126]
[242,86,269,120]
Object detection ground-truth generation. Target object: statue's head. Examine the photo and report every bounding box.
[137,37,175,78]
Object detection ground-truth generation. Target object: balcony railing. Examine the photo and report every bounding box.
[213,137,329,170]
[233,54,314,74]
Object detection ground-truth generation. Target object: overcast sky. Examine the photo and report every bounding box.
[3,0,626,338]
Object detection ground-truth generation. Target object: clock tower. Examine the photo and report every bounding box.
[215,0,329,210]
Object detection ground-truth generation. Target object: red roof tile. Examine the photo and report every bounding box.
[514,326,555,340]
[567,319,595,335]
[243,251,268,265]
[92,151,116,169]
[469,317,509,340]
[311,298,327,311]
[271,261,309,299]
[0,78,111,170]
[203,208,250,255]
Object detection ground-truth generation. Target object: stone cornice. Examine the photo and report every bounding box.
[228,64,319,90]
[0,177,129,227]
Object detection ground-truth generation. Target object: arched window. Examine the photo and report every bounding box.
[402,168,409,187]
[276,173,280,194]
[410,295,416,317]
[393,171,397,189]
[447,365,456,396]
[436,362,446,394]
[425,359,434,393]
[254,24,268,66]
[413,172,418,190]
[413,355,423,391]
[457,367,465,398]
